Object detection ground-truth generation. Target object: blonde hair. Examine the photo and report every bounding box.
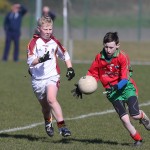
[37,16,53,27]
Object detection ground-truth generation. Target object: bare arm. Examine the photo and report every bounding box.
[65,59,72,68]
[31,58,39,66]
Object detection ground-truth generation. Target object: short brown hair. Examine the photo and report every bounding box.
[37,16,53,27]
[103,32,119,45]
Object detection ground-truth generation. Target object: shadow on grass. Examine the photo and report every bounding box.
[0,133,131,146]
[0,133,46,141]
[53,138,131,146]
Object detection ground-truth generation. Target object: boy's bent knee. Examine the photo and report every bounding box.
[132,114,141,120]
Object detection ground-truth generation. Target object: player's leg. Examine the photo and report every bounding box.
[46,79,71,137]
[32,79,54,137]
[121,114,142,146]
[139,110,150,130]
[127,96,150,130]
[47,84,63,121]
[112,100,142,146]
[39,98,54,137]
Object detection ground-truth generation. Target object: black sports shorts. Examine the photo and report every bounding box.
[111,96,140,118]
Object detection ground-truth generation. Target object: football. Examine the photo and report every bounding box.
[78,75,98,94]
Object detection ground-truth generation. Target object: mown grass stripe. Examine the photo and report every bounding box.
[0,101,150,134]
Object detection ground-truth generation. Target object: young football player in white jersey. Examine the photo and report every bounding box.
[27,16,75,137]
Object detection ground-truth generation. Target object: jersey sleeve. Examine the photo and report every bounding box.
[119,51,131,80]
[57,46,70,61]
[51,35,70,61]
[27,37,38,66]
[87,54,100,81]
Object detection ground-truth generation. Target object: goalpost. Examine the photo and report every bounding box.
[35,0,42,20]
[63,0,68,49]
[63,0,73,60]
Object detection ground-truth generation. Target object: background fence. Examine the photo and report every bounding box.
[67,0,150,42]
[0,0,150,41]
[0,0,149,62]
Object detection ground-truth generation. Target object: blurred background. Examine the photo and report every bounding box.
[0,0,150,62]
[1,2,150,150]
[0,0,149,40]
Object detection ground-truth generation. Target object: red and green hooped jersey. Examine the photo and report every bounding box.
[87,49,138,95]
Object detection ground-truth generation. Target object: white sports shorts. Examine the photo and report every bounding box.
[31,75,60,100]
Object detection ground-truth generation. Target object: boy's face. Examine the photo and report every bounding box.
[39,23,53,39]
[104,41,120,58]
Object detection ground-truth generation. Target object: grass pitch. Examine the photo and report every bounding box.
[0,61,150,150]
[0,39,150,149]
[0,39,149,64]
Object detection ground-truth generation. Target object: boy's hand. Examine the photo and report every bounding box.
[107,85,118,94]
[66,67,75,80]
[71,84,82,99]
[39,51,51,63]
[106,83,118,98]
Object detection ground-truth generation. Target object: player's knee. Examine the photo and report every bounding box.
[131,114,141,120]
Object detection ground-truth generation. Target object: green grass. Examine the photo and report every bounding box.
[0,39,149,62]
[73,40,150,62]
[0,61,150,150]
[0,39,150,149]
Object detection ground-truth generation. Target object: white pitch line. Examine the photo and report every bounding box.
[0,101,150,134]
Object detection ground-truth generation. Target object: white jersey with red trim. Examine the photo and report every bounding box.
[27,35,70,79]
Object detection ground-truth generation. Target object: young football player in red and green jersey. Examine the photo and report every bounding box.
[72,32,150,146]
